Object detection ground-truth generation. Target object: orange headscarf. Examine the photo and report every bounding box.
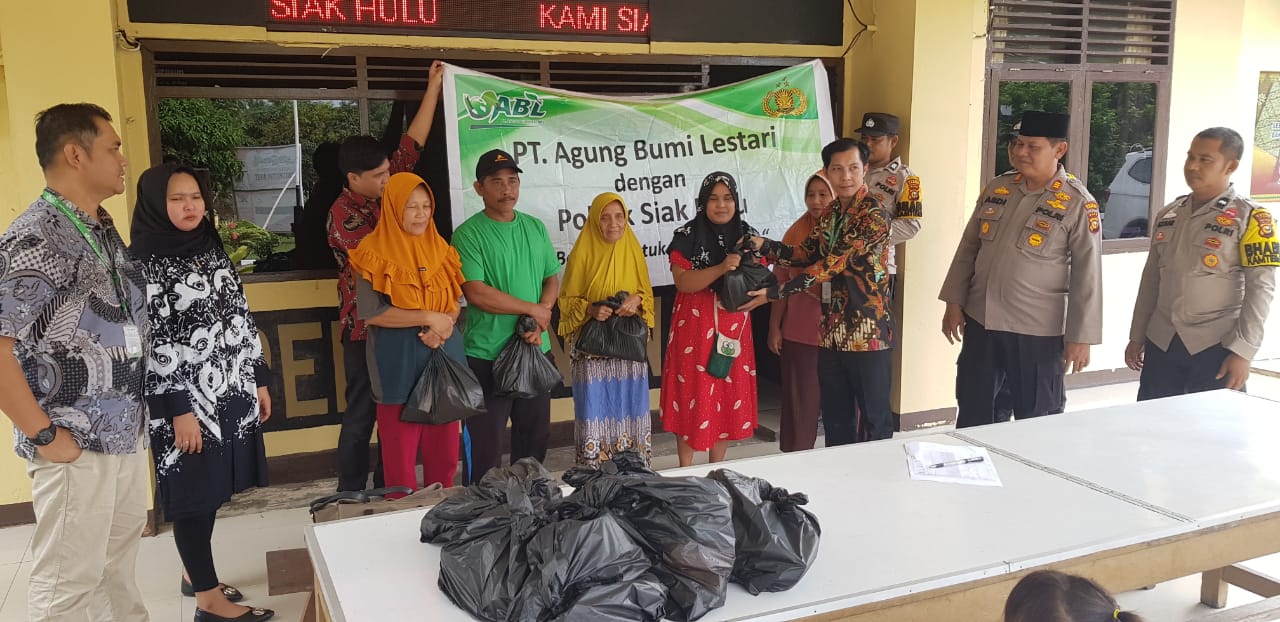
[778,171,835,297]
[349,173,464,313]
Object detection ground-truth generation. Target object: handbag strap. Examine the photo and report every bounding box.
[712,293,747,341]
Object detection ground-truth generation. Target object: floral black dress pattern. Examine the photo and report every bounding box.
[143,249,269,519]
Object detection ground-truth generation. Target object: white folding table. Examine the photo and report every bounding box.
[305,391,1280,621]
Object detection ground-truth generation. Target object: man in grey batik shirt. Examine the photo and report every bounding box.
[0,103,150,621]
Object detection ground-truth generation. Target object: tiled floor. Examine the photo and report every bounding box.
[0,371,1277,621]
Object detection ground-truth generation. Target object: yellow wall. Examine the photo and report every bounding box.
[845,0,990,416]
[0,0,139,506]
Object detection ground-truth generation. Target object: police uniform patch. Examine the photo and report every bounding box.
[1055,191,1071,202]
[1203,254,1219,268]
[1028,232,1044,247]
[1047,199,1067,211]
[1155,230,1166,241]
[1088,213,1101,234]
[887,175,899,188]
[1223,206,1239,219]
[1241,207,1280,267]
[898,176,923,218]
[981,221,991,235]
[1255,209,1275,238]
[1205,237,1222,249]
[994,186,1011,195]
[1036,219,1052,232]
[1085,201,1099,211]
[1051,180,1063,191]
[983,206,999,216]
[1216,215,1235,227]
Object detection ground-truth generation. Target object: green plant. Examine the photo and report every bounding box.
[217,219,277,260]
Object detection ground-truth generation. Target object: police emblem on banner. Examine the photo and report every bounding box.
[762,79,809,118]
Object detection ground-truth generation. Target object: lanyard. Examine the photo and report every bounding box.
[42,190,130,315]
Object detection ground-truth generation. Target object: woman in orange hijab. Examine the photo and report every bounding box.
[349,172,465,491]
[558,192,655,466]
[767,172,834,452]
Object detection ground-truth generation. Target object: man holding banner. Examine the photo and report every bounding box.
[749,138,897,443]
[454,149,561,485]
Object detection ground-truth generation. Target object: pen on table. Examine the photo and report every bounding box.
[927,456,985,469]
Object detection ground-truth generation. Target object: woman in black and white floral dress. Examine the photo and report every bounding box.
[131,163,274,622]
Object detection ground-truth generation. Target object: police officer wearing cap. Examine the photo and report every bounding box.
[857,112,922,295]
[939,111,1103,427]
[1126,127,1277,398]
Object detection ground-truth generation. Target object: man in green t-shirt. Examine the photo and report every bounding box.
[454,148,561,484]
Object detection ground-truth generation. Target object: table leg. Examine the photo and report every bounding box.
[314,569,333,622]
[1202,567,1229,608]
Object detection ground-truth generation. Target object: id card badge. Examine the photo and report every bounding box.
[123,325,143,359]
[821,281,833,303]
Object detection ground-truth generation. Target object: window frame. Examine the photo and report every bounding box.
[982,0,1175,254]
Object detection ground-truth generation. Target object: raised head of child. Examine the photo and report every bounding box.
[1005,570,1146,622]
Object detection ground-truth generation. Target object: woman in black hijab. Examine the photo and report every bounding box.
[659,172,766,467]
[132,163,275,622]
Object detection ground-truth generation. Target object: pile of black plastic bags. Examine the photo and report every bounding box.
[419,450,821,621]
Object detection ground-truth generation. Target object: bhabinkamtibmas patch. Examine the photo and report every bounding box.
[897,176,923,219]
[1240,207,1280,267]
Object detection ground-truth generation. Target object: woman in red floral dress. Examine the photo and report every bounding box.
[661,172,768,466]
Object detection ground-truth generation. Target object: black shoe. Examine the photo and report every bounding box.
[193,606,274,622]
[181,579,244,602]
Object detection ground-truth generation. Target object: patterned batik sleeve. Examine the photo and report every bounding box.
[0,219,65,341]
[389,134,423,175]
[777,200,890,298]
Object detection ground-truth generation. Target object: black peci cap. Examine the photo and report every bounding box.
[1017,111,1070,139]
[475,148,523,180]
[855,112,901,137]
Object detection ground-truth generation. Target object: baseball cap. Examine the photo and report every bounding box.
[475,148,523,180]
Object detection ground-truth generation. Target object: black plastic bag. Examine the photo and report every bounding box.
[421,458,562,545]
[510,513,667,622]
[545,573,667,622]
[575,291,649,363]
[437,503,549,621]
[425,459,563,622]
[400,342,487,425]
[562,450,735,622]
[493,315,563,399]
[707,468,821,595]
[717,245,775,311]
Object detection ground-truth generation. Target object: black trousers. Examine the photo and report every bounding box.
[173,512,218,593]
[463,356,553,485]
[336,334,384,492]
[955,316,1065,428]
[818,348,894,445]
[1137,335,1235,401]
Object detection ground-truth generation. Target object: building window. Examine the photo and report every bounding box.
[984,0,1175,246]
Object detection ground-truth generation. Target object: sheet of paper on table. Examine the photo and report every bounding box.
[904,441,1003,487]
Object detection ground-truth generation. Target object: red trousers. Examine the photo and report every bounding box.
[374,404,460,495]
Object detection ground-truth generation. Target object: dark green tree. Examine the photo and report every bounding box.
[157,98,247,209]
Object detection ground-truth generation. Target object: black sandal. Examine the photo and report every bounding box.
[193,606,274,621]
[181,578,244,602]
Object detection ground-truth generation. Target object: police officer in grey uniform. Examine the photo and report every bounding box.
[857,112,922,297]
[1126,127,1277,398]
[939,111,1103,428]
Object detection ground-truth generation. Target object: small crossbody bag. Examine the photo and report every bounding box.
[707,294,747,380]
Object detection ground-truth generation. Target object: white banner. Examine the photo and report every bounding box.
[442,60,836,286]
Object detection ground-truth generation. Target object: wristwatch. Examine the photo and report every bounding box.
[28,423,58,446]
